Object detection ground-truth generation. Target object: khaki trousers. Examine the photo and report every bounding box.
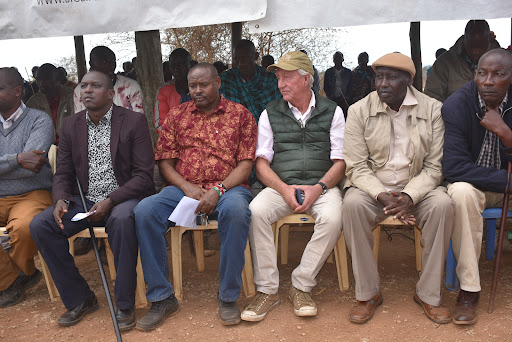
[447,182,506,292]
[0,190,52,291]
[249,187,343,294]
[342,186,453,306]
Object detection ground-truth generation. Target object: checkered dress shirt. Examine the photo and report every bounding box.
[476,93,509,169]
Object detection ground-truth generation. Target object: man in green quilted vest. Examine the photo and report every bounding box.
[342,53,453,325]
[241,51,346,321]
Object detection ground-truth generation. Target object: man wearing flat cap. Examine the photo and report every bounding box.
[342,52,454,324]
[241,51,345,321]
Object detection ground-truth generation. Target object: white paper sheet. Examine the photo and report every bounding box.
[71,210,96,222]
[169,196,200,229]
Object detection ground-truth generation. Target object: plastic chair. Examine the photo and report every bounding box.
[445,208,512,291]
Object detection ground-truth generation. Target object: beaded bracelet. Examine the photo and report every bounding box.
[212,183,227,197]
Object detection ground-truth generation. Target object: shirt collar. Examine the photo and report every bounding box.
[383,86,418,112]
[86,105,113,125]
[0,102,26,125]
[478,92,509,115]
[288,90,316,113]
[191,95,226,116]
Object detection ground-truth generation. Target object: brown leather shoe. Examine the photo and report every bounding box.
[452,290,479,325]
[413,294,451,324]
[349,292,383,323]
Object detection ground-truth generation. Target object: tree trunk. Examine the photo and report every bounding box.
[135,30,163,146]
[74,36,87,82]
[409,22,422,91]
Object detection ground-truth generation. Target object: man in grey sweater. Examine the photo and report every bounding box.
[0,67,54,307]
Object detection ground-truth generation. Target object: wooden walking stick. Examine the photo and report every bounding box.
[488,161,512,313]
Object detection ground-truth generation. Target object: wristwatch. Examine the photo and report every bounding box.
[317,182,328,195]
[61,199,70,207]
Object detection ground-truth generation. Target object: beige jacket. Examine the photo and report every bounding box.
[343,86,444,204]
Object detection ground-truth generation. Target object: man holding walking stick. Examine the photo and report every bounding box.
[30,70,154,330]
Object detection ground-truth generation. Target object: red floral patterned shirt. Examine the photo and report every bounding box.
[155,96,257,189]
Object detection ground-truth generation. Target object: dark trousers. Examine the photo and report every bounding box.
[30,196,139,310]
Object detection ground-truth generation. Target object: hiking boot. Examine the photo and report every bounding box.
[136,294,180,331]
[0,269,42,307]
[288,286,317,317]
[218,295,241,325]
[241,291,280,322]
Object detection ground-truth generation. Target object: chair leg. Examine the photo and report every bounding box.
[171,227,185,301]
[193,230,205,272]
[334,232,349,291]
[281,225,290,265]
[372,226,381,262]
[38,251,60,301]
[241,240,256,298]
[135,251,148,308]
[104,238,117,281]
[445,240,459,291]
[68,236,77,255]
[486,219,496,261]
[414,226,423,272]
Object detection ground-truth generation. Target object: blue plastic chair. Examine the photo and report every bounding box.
[445,208,512,291]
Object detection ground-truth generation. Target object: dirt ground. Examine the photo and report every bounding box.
[1,228,512,342]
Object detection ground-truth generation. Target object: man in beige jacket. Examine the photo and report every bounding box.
[342,53,453,324]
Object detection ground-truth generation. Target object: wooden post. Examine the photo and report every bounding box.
[135,30,163,146]
[409,22,422,91]
[74,36,87,82]
[231,22,242,64]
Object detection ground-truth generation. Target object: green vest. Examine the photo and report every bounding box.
[267,93,336,185]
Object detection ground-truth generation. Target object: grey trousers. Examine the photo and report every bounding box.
[342,186,453,306]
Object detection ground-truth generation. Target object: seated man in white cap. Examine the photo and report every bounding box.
[241,51,345,321]
[342,52,454,324]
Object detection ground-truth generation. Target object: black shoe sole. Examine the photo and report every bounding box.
[220,317,241,326]
[118,320,136,332]
[58,302,99,327]
[135,304,181,331]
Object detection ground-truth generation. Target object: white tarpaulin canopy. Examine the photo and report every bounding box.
[0,0,266,40]
[249,0,512,33]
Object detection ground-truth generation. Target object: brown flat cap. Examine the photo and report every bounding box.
[372,52,416,78]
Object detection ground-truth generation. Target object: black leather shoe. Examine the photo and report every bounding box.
[218,295,241,326]
[0,270,42,307]
[452,290,479,325]
[136,294,180,331]
[116,307,136,331]
[58,293,99,327]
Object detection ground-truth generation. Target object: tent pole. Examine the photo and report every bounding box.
[409,22,423,91]
[231,22,242,65]
[74,35,87,82]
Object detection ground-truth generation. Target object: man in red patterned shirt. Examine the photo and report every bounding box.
[134,63,257,330]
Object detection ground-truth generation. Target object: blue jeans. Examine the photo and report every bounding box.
[134,185,252,302]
